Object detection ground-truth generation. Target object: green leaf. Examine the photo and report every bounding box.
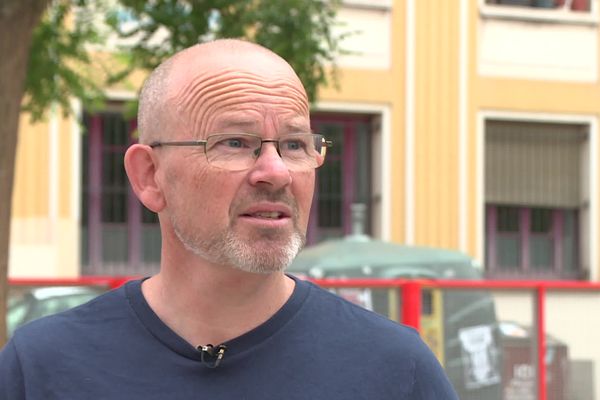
[23,0,344,119]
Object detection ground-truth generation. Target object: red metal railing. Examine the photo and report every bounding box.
[8,276,133,290]
[9,276,600,400]
[313,278,600,400]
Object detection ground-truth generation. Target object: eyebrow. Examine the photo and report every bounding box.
[281,117,311,132]
[217,119,257,131]
[215,119,311,133]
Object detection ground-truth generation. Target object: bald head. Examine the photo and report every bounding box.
[137,39,308,144]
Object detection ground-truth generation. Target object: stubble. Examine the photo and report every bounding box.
[171,189,306,274]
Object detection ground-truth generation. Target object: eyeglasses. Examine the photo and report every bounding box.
[149,133,333,172]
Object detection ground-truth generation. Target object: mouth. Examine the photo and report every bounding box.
[238,203,294,227]
[243,211,287,220]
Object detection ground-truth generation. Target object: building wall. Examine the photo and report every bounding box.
[10,0,600,280]
[470,0,600,279]
[318,0,403,242]
[413,0,462,249]
[10,107,81,277]
[322,0,466,252]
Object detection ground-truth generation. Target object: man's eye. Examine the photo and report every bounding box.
[216,137,253,149]
[283,140,305,151]
[225,139,243,148]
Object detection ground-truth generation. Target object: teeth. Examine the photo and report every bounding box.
[253,212,281,219]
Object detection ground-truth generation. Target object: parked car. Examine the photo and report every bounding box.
[7,285,105,337]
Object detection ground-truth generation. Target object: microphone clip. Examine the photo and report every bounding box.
[197,344,228,368]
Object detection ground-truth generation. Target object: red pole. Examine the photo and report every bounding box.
[401,281,421,331]
[537,286,547,400]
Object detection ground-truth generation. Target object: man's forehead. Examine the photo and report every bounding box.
[168,55,307,107]
[169,44,299,88]
[211,111,311,132]
[162,42,309,138]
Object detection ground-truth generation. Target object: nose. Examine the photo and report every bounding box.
[247,142,292,190]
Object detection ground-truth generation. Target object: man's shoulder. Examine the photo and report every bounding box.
[294,280,458,398]
[301,279,422,342]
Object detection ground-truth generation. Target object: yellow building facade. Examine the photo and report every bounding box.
[10,0,600,282]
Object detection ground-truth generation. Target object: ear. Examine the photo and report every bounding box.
[124,144,166,212]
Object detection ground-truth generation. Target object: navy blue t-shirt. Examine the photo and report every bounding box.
[0,277,458,399]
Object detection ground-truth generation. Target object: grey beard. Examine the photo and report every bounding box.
[172,220,305,274]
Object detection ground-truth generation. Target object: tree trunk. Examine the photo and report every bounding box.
[0,0,50,347]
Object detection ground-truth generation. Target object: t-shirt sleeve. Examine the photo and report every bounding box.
[0,340,26,400]
[410,342,460,399]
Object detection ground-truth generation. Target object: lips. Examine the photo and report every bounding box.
[249,211,284,219]
[239,203,293,221]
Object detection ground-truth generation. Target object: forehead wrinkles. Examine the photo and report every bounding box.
[174,70,309,136]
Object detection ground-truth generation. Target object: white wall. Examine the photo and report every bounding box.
[334,3,392,70]
[494,291,600,399]
[478,15,598,82]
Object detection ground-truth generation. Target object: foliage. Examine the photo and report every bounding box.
[23,0,105,120]
[106,0,342,102]
[24,0,344,120]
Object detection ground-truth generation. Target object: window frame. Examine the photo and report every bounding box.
[486,205,581,279]
[82,112,160,276]
[480,0,598,25]
[308,113,373,244]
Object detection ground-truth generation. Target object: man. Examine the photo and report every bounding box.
[0,39,458,399]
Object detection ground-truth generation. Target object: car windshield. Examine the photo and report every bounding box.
[7,286,105,337]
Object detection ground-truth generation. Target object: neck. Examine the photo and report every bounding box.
[142,254,295,347]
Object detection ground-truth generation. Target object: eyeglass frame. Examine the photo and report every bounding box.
[148,132,333,171]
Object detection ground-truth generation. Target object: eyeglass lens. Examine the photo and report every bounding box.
[205,133,325,171]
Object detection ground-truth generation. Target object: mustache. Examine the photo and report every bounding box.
[230,188,299,218]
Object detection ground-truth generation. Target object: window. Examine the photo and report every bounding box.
[484,119,589,279]
[81,110,161,276]
[485,0,590,12]
[308,114,374,244]
[486,206,580,278]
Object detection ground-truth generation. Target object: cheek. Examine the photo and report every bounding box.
[192,169,241,221]
[164,164,229,214]
[292,172,316,219]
